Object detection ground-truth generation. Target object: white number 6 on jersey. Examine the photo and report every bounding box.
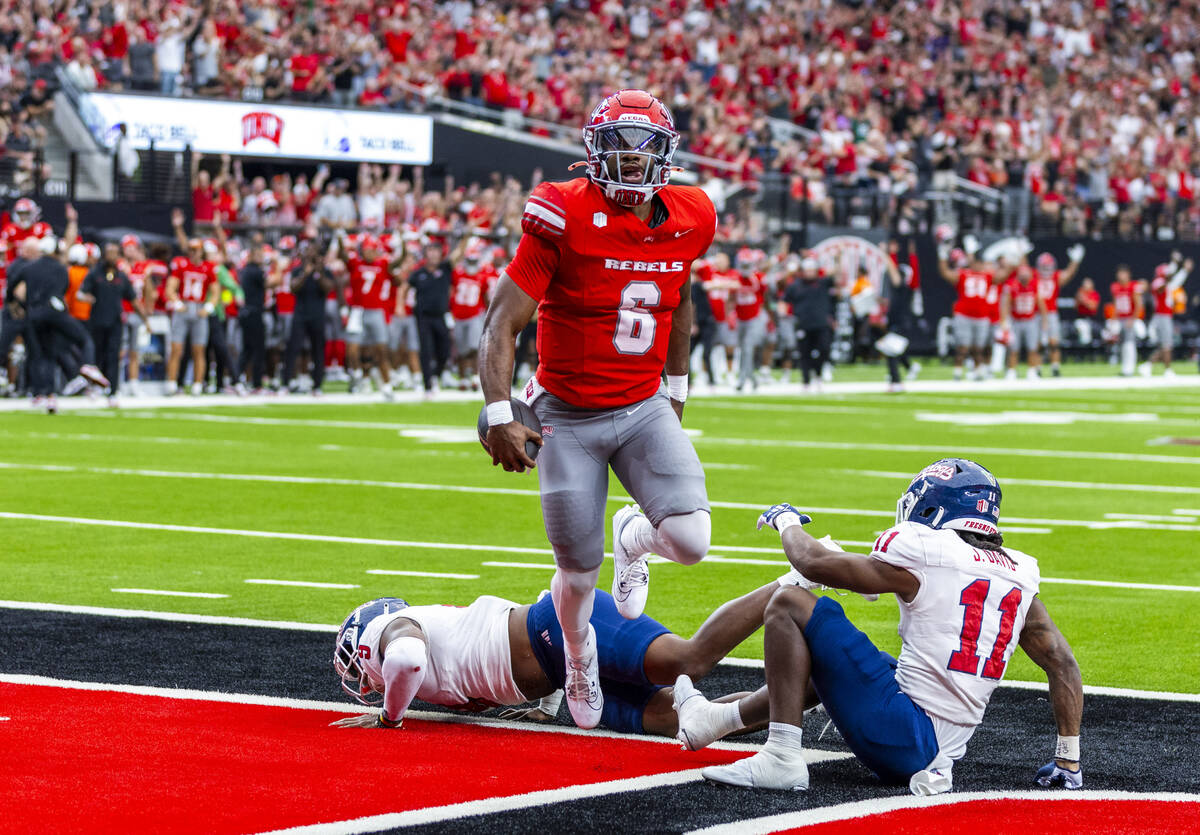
[613,281,661,356]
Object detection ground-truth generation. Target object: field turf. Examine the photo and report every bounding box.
[2,377,1199,695]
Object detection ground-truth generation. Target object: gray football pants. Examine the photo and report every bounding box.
[534,390,709,572]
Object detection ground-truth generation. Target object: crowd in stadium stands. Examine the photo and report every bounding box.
[6,1,1200,237]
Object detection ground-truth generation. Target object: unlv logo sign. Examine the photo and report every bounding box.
[242,111,283,147]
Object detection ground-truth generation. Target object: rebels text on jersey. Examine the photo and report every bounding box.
[870,522,1040,735]
[169,257,216,304]
[347,255,393,310]
[450,264,495,321]
[953,269,993,318]
[507,178,716,408]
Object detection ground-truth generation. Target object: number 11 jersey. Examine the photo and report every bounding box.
[870,521,1041,732]
[505,177,716,409]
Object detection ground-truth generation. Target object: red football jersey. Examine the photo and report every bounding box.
[734,271,765,321]
[450,264,494,321]
[1036,270,1061,313]
[1150,277,1174,316]
[985,279,1002,323]
[705,268,739,323]
[170,257,216,304]
[2,221,53,261]
[124,259,162,314]
[1004,278,1040,320]
[953,269,993,318]
[507,178,717,408]
[347,254,392,310]
[1110,281,1139,319]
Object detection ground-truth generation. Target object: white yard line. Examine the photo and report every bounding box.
[480,561,557,570]
[699,436,1200,466]
[1041,577,1200,593]
[687,791,1200,835]
[110,588,228,599]
[365,569,480,580]
[0,599,337,631]
[244,579,360,590]
[846,469,1200,495]
[1104,512,1198,522]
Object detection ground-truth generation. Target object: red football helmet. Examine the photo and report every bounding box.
[1154,263,1171,279]
[1036,252,1056,274]
[462,237,488,273]
[120,233,142,252]
[582,89,680,207]
[13,198,39,228]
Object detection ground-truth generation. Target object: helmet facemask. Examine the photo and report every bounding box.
[584,121,677,207]
[334,630,382,706]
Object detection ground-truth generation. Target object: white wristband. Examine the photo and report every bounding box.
[486,400,514,426]
[775,512,804,533]
[666,374,688,403]
[1055,735,1080,762]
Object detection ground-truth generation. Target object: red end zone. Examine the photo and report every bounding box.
[0,682,745,834]
[783,797,1200,834]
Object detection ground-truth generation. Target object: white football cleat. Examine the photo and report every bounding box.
[702,749,809,791]
[564,626,603,729]
[673,675,726,751]
[909,767,953,796]
[612,504,650,619]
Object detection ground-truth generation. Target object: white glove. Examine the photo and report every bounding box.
[1067,243,1085,263]
[937,243,950,262]
[963,233,980,257]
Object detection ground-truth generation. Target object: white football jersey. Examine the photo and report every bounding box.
[358,595,527,710]
[870,522,1041,750]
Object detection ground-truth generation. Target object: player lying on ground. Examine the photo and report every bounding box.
[329,569,818,736]
[674,459,1084,796]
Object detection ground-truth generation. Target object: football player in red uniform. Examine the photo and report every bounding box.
[1033,245,1084,377]
[938,244,994,381]
[478,90,717,729]
[1000,264,1047,380]
[338,233,399,395]
[1109,264,1144,376]
[733,247,768,392]
[166,208,221,395]
[448,237,495,390]
[1142,253,1192,377]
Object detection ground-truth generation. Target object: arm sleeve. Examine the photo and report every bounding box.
[505,232,560,302]
[380,635,428,725]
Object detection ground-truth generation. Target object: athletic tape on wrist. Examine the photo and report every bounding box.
[486,400,514,426]
[666,374,688,403]
[1055,735,1080,762]
[775,513,803,533]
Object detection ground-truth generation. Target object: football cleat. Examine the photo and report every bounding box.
[612,504,650,619]
[79,364,110,389]
[672,675,731,751]
[564,626,603,729]
[1035,761,1083,790]
[702,749,809,791]
[910,767,953,796]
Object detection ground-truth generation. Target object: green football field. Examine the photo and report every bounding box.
[3,379,1199,694]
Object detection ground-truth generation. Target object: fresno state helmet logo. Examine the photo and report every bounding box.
[977,499,989,513]
[920,463,957,481]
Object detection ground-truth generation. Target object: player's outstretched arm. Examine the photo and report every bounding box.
[1018,596,1084,788]
[758,505,919,599]
[478,273,542,472]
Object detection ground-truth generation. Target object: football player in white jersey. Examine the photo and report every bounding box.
[328,569,813,737]
[682,459,1083,795]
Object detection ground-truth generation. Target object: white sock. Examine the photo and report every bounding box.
[621,515,657,559]
[551,569,596,659]
[765,721,804,756]
[1121,341,1136,375]
[715,701,747,738]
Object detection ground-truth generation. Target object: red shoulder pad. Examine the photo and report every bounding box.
[521,182,567,240]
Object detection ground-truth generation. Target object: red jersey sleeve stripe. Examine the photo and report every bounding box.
[527,195,567,219]
[523,202,566,230]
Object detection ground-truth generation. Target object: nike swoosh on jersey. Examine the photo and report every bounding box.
[675,229,693,238]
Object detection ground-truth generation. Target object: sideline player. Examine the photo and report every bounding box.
[1141,252,1191,377]
[938,245,993,381]
[1033,244,1083,376]
[1000,264,1047,380]
[1110,264,1143,376]
[338,233,397,396]
[680,460,1083,796]
[448,237,495,390]
[329,571,809,736]
[166,209,220,395]
[478,89,717,729]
